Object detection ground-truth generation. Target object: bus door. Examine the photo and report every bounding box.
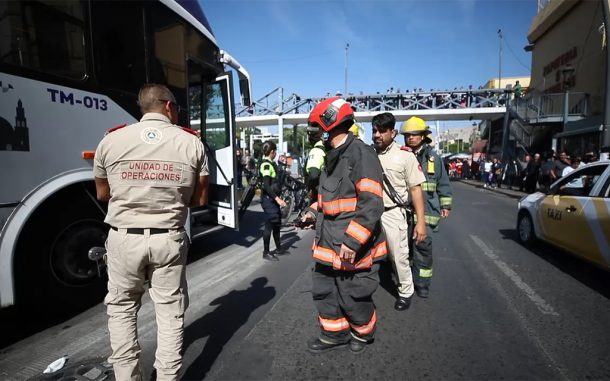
[187,61,239,229]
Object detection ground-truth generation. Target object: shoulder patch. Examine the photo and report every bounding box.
[106,123,127,134]
[180,127,199,137]
[400,145,413,152]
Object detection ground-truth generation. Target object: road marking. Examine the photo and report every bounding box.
[469,235,559,316]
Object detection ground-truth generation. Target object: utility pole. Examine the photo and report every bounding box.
[498,29,503,91]
[344,43,349,96]
[436,120,442,153]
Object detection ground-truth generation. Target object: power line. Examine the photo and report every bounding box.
[503,37,531,71]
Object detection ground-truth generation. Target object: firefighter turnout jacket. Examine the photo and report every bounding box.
[411,143,453,227]
[313,134,387,270]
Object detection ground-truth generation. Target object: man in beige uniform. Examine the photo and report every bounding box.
[372,112,426,311]
[94,84,208,381]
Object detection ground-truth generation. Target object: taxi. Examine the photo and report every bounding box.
[516,160,610,270]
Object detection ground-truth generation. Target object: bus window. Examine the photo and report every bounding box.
[90,1,145,93]
[204,82,230,151]
[188,84,202,133]
[0,0,85,79]
[148,4,186,113]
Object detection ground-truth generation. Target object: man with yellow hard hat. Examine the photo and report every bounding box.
[400,116,452,298]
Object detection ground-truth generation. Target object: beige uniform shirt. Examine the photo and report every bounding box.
[377,142,426,208]
[94,113,208,229]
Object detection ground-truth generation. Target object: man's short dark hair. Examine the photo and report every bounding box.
[371,112,395,130]
[138,83,176,113]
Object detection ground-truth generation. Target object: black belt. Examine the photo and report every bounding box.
[111,227,170,235]
[384,205,397,211]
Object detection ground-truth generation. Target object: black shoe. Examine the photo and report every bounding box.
[274,248,289,256]
[394,296,412,311]
[415,286,429,298]
[307,338,348,354]
[349,338,369,354]
[262,252,279,261]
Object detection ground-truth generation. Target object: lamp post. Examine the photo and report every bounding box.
[344,43,349,96]
[498,29,503,91]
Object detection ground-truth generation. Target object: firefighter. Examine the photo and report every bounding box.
[400,116,452,298]
[372,112,426,311]
[305,97,387,354]
[304,124,326,201]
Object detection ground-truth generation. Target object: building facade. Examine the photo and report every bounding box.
[526,0,607,156]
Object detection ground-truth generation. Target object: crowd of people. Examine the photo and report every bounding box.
[445,149,600,193]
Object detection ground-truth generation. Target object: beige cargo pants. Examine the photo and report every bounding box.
[105,228,189,381]
[381,207,414,298]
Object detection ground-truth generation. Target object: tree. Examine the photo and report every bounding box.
[283,125,308,158]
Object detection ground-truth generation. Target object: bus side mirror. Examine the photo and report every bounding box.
[239,78,251,107]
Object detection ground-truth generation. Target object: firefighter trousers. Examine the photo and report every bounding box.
[311,262,379,343]
[409,224,434,289]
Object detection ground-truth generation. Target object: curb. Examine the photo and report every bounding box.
[456,179,526,200]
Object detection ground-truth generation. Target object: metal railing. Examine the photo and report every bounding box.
[236,88,510,118]
[511,92,589,122]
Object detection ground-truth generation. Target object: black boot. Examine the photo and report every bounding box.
[307,338,348,354]
[415,286,429,298]
[349,337,371,354]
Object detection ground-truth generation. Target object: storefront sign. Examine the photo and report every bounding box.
[543,46,577,76]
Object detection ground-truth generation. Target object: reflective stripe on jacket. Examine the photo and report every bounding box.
[313,134,387,270]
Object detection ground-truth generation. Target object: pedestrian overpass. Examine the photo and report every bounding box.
[234,87,508,128]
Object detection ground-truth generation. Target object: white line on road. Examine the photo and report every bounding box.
[469,235,559,316]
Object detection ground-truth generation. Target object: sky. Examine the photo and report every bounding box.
[200,0,538,140]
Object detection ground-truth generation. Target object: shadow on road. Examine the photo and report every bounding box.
[499,229,610,299]
[182,277,276,379]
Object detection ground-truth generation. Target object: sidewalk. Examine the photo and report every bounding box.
[456,179,527,199]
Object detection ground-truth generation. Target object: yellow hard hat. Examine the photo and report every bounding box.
[400,117,428,134]
[349,123,361,138]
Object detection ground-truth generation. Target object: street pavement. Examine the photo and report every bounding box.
[1,183,609,380]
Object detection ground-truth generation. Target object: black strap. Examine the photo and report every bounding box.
[382,173,414,220]
[382,173,409,207]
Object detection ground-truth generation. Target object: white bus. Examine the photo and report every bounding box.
[0,0,251,311]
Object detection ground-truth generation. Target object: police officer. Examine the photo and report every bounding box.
[304,124,326,201]
[259,140,287,261]
[94,84,208,380]
[400,117,452,299]
[372,112,426,310]
[306,97,387,354]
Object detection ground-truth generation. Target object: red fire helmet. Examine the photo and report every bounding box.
[307,97,355,132]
